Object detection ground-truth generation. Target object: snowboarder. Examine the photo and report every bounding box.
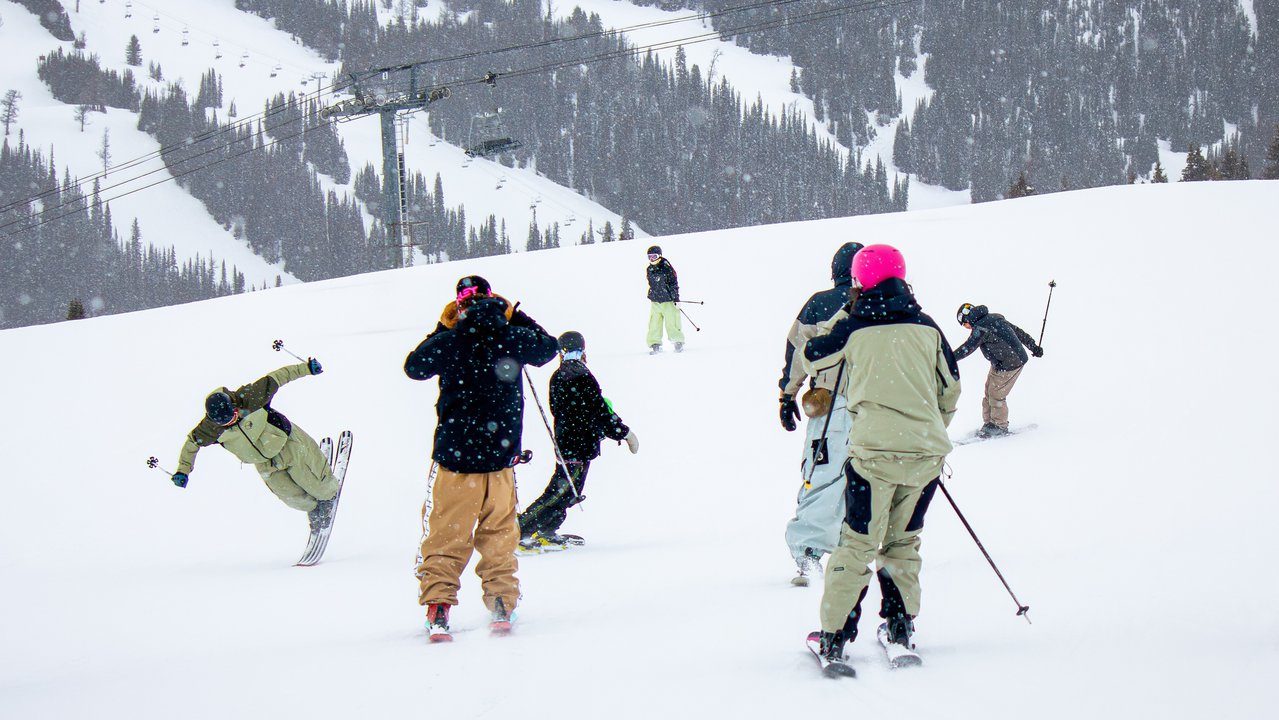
[953,303,1043,438]
[518,331,639,551]
[404,276,559,641]
[645,245,685,354]
[171,360,338,534]
[777,241,863,585]
[800,244,961,672]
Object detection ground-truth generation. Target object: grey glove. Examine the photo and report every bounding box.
[624,430,640,454]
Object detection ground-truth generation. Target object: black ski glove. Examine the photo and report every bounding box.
[779,395,800,432]
[1031,346,1044,358]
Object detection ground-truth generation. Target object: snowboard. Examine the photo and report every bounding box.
[516,532,585,556]
[296,430,352,567]
[806,632,857,678]
[953,423,1038,446]
[876,623,922,668]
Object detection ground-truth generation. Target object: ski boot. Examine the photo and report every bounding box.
[877,613,922,668]
[426,603,452,643]
[806,630,856,678]
[674,342,684,353]
[649,344,663,355]
[791,548,823,587]
[490,597,513,636]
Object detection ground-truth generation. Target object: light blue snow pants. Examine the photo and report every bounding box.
[784,396,850,561]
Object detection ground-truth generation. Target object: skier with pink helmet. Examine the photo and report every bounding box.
[798,243,962,676]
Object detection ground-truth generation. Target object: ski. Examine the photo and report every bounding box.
[295,430,353,567]
[876,623,922,669]
[517,532,584,555]
[953,423,1038,446]
[806,632,857,678]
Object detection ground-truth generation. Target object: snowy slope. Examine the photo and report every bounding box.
[2,182,1277,718]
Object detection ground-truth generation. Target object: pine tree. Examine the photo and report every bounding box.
[125,35,142,67]
[67,299,86,320]
[0,89,20,136]
[1264,125,1279,180]
[1152,160,1168,183]
[1007,172,1035,198]
[1181,144,1210,182]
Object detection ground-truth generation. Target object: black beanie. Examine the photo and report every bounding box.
[647,245,662,256]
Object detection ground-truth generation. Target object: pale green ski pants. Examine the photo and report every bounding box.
[646,302,685,346]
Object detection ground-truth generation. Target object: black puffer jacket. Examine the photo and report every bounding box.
[549,360,630,461]
[646,258,680,303]
[404,297,559,473]
[953,305,1041,372]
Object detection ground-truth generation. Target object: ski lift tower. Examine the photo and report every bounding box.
[320,67,450,266]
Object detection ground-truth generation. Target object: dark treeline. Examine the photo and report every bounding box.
[0,135,244,329]
[37,48,141,112]
[13,0,74,41]
[697,0,1275,200]
[237,0,906,236]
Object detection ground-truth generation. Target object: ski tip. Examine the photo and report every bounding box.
[428,633,454,643]
[822,663,857,678]
[791,575,810,587]
[490,621,513,636]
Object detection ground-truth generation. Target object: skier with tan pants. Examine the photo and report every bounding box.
[172,360,338,534]
[404,276,559,642]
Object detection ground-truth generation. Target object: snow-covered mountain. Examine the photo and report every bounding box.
[2,180,1275,718]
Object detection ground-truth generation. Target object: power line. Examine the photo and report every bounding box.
[2,0,909,238]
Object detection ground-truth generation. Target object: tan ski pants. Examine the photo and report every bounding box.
[982,365,1024,429]
[416,466,520,612]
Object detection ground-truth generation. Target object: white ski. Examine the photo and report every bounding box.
[876,623,922,669]
[296,430,352,567]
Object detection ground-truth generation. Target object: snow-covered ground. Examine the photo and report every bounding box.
[2,180,1276,718]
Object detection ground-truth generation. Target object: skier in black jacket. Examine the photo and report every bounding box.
[519,331,639,550]
[954,303,1044,437]
[645,245,685,354]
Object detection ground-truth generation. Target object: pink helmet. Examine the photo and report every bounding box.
[851,244,906,290]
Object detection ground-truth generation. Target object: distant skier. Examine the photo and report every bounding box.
[953,303,1043,438]
[801,244,961,673]
[777,241,862,585]
[645,245,685,354]
[405,276,559,641]
[519,331,639,551]
[171,360,337,534]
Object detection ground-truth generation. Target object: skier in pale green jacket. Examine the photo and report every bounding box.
[172,361,337,532]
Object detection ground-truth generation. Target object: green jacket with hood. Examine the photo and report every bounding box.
[177,363,312,474]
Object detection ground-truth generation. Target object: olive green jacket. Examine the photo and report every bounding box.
[177,363,312,474]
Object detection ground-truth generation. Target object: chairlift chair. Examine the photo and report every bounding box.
[271,64,281,78]
[464,72,523,158]
[182,29,190,47]
[125,2,132,18]
[214,40,222,59]
[239,52,248,68]
[153,14,160,33]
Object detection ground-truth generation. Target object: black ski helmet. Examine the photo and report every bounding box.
[456,275,491,296]
[956,303,975,325]
[558,330,586,354]
[646,245,662,256]
[205,390,237,425]
[831,242,864,284]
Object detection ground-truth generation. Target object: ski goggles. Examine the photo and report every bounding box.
[456,286,482,304]
[647,253,660,262]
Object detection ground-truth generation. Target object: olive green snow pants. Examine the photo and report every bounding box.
[255,425,337,512]
[646,301,685,346]
[416,466,520,613]
[820,460,939,634]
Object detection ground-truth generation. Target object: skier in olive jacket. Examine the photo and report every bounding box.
[172,360,336,532]
[645,245,685,353]
[953,303,1043,437]
[800,244,961,666]
[519,331,639,549]
[404,280,559,641]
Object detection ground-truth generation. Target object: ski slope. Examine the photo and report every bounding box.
[1,181,1276,718]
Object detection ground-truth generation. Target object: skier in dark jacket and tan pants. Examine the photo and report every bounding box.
[953,303,1043,437]
[405,278,559,641]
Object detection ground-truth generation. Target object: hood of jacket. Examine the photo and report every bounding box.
[966,304,990,324]
[830,242,863,288]
[456,297,509,338]
[850,277,920,321]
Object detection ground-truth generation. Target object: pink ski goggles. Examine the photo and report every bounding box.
[456,286,483,304]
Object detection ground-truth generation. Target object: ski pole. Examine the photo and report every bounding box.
[803,360,846,489]
[146,456,175,476]
[936,478,1032,624]
[522,367,582,504]
[271,339,307,363]
[678,306,701,332]
[674,300,705,305]
[1037,280,1056,347]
